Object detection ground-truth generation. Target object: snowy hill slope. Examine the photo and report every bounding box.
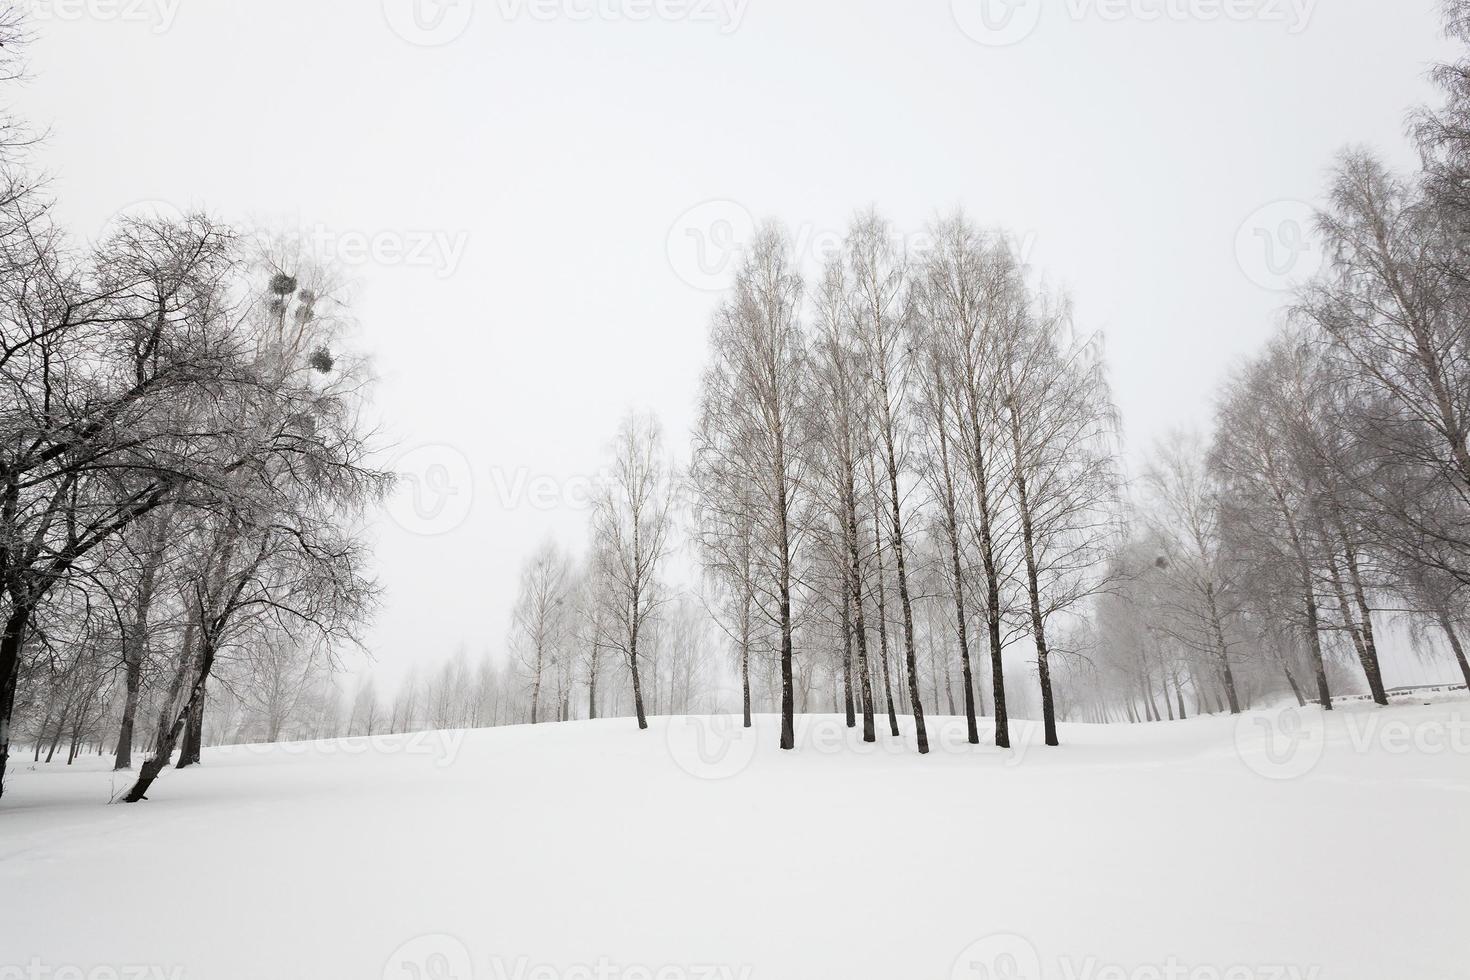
[2,699,1467,980]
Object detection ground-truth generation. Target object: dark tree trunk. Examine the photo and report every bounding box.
[934,395,979,743]
[1343,542,1389,706]
[960,396,1011,748]
[115,541,162,770]
[1204,584,1241,714]
[588,645,599,721]
[740,632,751,729]
[529,645,543,726]
[844,492,876,743]
[629,593,648,730]
[123,621,203,803]
[776,545,795,750]
[177,691,204,768]
[947,529,978,743]
[1320,515,1388,707]
[882,445,928,754]
[1437,611,1470,689]
[1303,593,1333,709]
[629,653,648,731]
[0,604,33,798]
[1280,654,1306,707]
[1282,510,1332,709]
[871,522,900,738]
[840,590,856,728]
[45,698,69,763]
[114,654,142,771]
[1008,438,1058,746]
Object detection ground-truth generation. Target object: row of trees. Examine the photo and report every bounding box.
[688,210,1121,752]
[1076,0,1470,723]
[358,0,1470,746]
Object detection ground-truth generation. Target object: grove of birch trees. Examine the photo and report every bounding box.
[14,1,1470,790]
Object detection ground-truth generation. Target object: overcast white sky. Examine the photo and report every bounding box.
[12,0,1458,687]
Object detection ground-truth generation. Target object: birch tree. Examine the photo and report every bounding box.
[591,412,675,731]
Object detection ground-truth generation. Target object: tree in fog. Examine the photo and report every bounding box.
[109,510,179,769]
[689,481,760,728]
[993,287,1121,746]
[0,212,244,794]
[809,254,878,740]
[119,261,386,802]
[919,214,1019,746]
[846,211,929,753]
[1211,334,1336,708]
[912,301,982,743]
[591,412,675,731]
[1140,432,1244,714]
[237,631,322,743]
[510,538,572,725]
[568,563,611,721]
[694,224,812,750]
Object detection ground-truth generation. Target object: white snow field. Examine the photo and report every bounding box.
[2,697,1468,980]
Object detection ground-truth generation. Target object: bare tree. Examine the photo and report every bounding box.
[1140,432,1245,714]
[591,412,675,731]
[846,210,929,753]
[809,254,878,741]
[510,537,572,725]
[920,213,1019,747]
[694,224,811,750]
[988,285,1122,744]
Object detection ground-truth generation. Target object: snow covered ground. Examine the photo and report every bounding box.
[3,697,1467,980]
